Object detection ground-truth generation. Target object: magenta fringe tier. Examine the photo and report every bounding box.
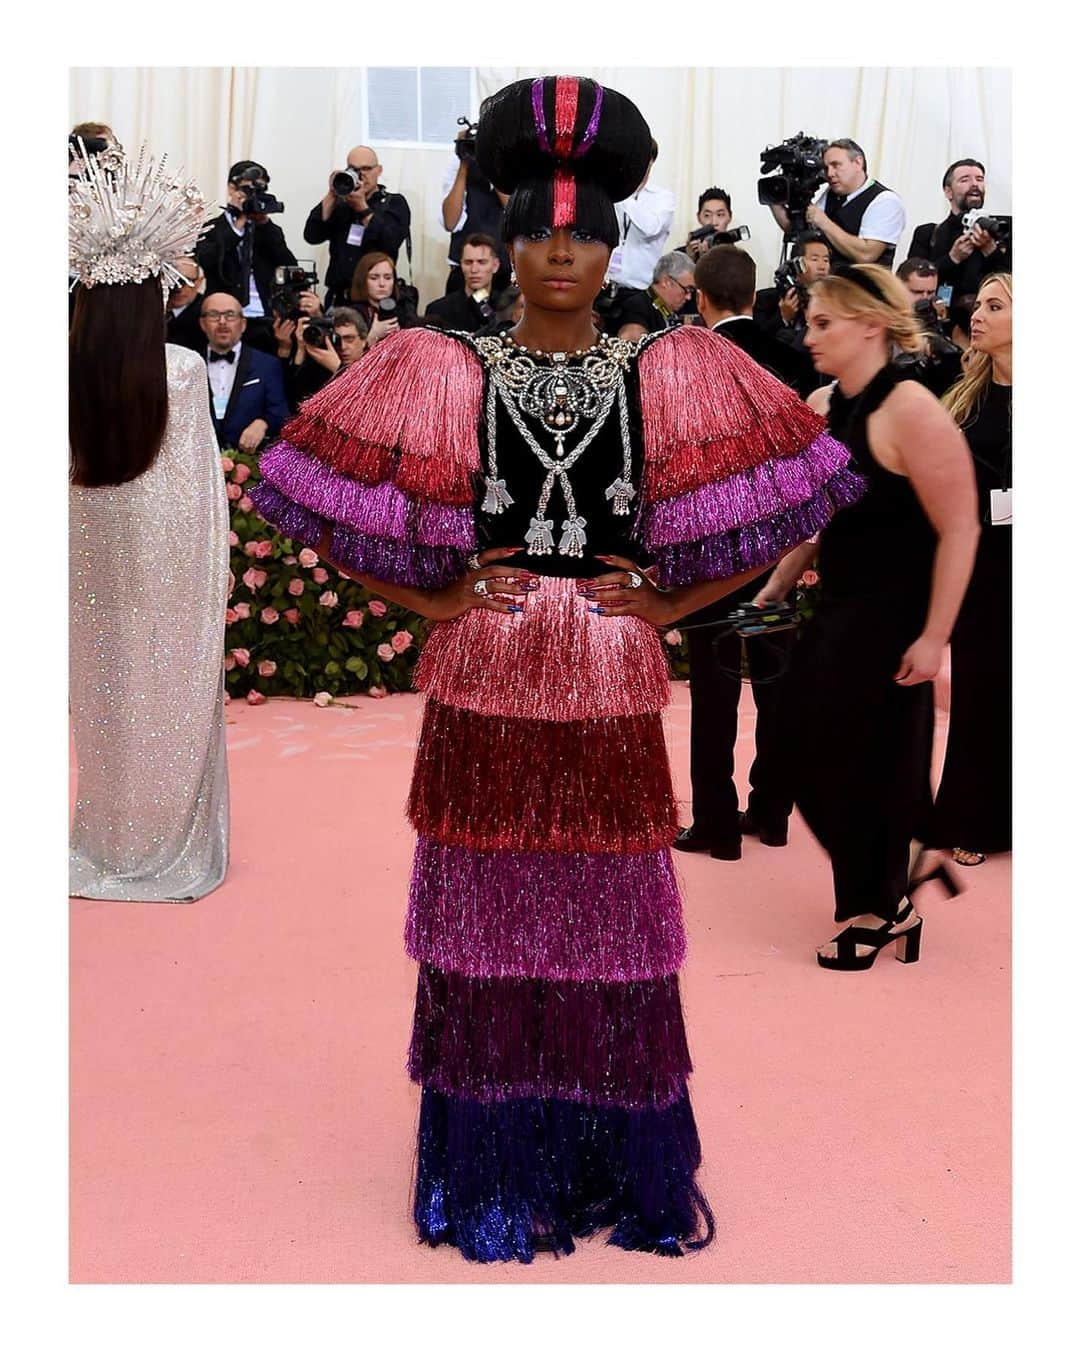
[408,965,692,1110]
[641,432,856,547]
[405,839,685,981]
[259,440,476,550]
[415,577,671,722]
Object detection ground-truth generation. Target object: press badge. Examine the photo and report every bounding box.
[990,488,1012,526]
[607,247,624,282]
[213,394,229,420]
[346,222,367,248]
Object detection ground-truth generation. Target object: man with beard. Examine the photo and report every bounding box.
[908,159,1011,292]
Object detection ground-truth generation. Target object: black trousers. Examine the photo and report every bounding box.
[686,625,796,844]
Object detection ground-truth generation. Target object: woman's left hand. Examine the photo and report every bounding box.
[577,554,678,627]
[894,634,946,685]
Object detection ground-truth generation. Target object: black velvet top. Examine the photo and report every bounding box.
[469,343,652,579]
[963,381,1012,522]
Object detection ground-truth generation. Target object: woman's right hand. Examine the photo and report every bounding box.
[366,316,399,346]
[425,547,538,621]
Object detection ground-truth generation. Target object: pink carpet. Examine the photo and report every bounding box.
[69,682,1010,1283]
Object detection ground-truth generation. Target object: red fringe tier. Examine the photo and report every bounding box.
[407,699,677,854]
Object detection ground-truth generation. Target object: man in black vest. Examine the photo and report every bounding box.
[440,127,511,295]
[907,158,1011,294]
[773,138,905,270]
[303,145,411,309]
[671,246,803,861]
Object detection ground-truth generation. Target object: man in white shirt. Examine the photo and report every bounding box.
[772,139,905,271]
[439,128,510,294]
[607,138,675,291]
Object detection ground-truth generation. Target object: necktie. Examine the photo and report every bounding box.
[210,350,236,363]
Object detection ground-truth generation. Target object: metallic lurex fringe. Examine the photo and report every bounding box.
[404,839,686,981]
[279,327,482,506]
[248,481,467,588]
[259,439,476,549]
[652,468,866,587]
[409,965,692,1109]
[414,1086,715,1261]
[407,699,677,854]
[637,325,827,499]
[415,576,671,722]
[642,432,857,547]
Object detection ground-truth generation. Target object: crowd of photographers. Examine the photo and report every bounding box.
[69,120,1011,452]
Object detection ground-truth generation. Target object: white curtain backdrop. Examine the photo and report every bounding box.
[70,66,1011,308]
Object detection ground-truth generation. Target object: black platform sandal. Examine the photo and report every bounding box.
[816,898,923,972]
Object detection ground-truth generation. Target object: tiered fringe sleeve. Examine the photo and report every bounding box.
[634,326,865,586]
[248,328,482,589]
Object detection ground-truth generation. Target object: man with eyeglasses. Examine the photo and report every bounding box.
[305,145,412,309]
[199,294,290,453]
[615,250,698,342]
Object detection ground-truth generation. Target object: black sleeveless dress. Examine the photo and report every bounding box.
[930,381,1012,854]
[784,364,937,923]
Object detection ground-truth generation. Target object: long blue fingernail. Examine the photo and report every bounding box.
[588,605,604,613]
[508,604,524,612]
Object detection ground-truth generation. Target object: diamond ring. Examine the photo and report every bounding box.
[472,578,489,597]
[627,572,643,589]
[466,552,482,571]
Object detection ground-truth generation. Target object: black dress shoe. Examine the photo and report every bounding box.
[673,826,715,853]
[738,811,788,847]
[709,837,742,861]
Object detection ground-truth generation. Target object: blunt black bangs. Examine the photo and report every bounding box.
[502,179,619,250]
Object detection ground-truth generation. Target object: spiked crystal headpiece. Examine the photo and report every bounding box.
[68,140,218,291]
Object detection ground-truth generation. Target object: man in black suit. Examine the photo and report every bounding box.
[424,234,501,333]
[196,161,298,355]
[165,258,206,353]
[303,145,411,309]
[199,293,290,452]
[907,158,1011,294]
[754,230,831,363]
[672,245,801,861]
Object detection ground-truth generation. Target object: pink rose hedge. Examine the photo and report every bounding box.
[219,447,429,699]
[219,448,699,695]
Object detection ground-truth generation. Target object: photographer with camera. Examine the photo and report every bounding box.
[769,139,905,270]
[754,230,831,356]
[894,258,964,396]
[166,258,207,353]
[424,233,503,333]
[332,308,368,368]
[615,250,698,341]
[199,293,289,450]
[907,159,1011,295]
[196,160,298,355]
[304,145,412,310]
[281,312,345,411]
[681,188,735,260]
[440,121,510,295]
[349,251,420,348]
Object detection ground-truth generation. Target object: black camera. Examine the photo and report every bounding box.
[234,175,285,215]
[270,262,319,322]
[376,296,399,322]
[758,133,828,224]
[774,255,807,294]
[332,166,362,196]
[687,224,752,249]
[302,316,341,350]
[961,210,1011,243]
[455,116,478,161]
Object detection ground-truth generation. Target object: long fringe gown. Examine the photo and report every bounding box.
[249,323,862,1260]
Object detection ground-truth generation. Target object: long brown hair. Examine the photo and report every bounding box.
[349,250,395,307]
[70,275,168,486]
[941,273,1012,427]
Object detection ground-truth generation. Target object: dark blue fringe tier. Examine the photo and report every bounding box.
[413,1086,715,1263]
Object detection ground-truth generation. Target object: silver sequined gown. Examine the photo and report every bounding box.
[69,343,230,901]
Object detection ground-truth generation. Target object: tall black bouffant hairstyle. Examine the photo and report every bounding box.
[474,76,653,250]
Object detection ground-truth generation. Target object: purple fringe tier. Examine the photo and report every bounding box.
[414,1085,714,1261]
[642,432,855,547]
[258,440,476,549]
[405,839,685,981]
[408,965,692,1109]
[248,481,467,588]
[652,468,866,587]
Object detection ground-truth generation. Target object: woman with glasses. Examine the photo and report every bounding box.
[251,76,862,1261]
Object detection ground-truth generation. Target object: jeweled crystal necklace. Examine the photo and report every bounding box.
[473,331,636,557]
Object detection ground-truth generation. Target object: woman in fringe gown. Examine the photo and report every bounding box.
[250,76,863,1261]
